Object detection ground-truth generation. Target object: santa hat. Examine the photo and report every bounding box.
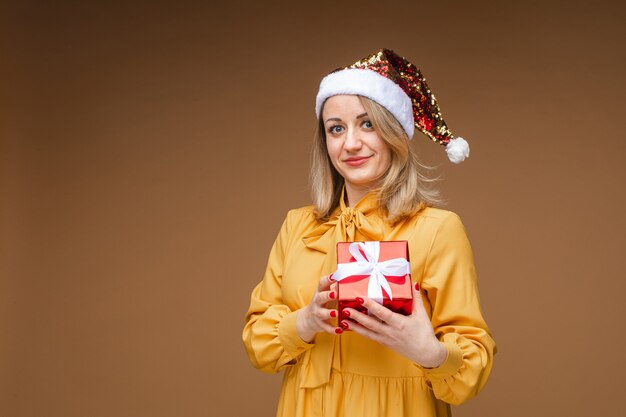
[315,49,470,164]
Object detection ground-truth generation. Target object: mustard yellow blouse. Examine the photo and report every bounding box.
[243,192,496,417]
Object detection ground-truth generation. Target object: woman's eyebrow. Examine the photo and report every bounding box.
[325,113,368,123]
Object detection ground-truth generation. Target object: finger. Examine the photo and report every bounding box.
[361,297,397,325]
[320,322,341,335]
[313,289,337,306]
[411,281,428,318]
[343,307,386,333]
[317,274,334,291]
[343,319,386,344]
[314,308,338,320]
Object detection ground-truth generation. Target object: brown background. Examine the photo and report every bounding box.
[1,1,625,416]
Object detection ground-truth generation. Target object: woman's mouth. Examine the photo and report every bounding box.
[344,156,371,167]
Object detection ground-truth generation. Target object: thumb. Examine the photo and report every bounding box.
[411,281,426,316]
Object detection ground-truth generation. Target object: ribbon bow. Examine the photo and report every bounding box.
[333,241,411,304]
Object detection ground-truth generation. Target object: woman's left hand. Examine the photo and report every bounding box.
[341,282,448,369]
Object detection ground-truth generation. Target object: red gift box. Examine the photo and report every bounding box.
[333,241,413,324]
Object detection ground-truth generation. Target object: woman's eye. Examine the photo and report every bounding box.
[328,125,344,134]
[362,120,373,129]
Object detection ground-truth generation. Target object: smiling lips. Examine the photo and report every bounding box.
[344,156,371,167]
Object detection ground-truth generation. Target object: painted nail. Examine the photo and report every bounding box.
[356,297,364,304]
[335,327,343,334]
[330,310,337,318]
[415,282,420,291]
[328,274,336,281]
[343,310,351,317]
[340,321,349,329]
[329,291,336,299]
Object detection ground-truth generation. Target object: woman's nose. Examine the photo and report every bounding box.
[344,128,362,151]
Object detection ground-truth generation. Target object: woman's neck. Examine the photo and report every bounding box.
[344,184,372,208]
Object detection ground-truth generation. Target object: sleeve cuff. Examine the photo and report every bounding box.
[422,340,464,380]
[278,310,315,357]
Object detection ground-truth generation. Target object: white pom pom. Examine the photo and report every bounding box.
[445,137,470,164]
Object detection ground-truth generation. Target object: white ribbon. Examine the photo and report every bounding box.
[333,241,411,305]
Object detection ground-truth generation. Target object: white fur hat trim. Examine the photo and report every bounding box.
[315,69,415,139]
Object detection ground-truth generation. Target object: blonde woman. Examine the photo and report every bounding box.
[243,49,496,417]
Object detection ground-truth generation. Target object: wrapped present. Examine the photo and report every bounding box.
[333,241,413,323]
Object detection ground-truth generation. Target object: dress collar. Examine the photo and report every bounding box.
[302,188,383,253]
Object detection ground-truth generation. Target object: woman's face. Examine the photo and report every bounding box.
[323,95,391,199]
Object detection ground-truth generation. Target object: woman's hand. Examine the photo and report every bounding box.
[341,283,448,368]
[296,275,341,343]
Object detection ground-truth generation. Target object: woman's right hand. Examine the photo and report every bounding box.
[295,274,341,342]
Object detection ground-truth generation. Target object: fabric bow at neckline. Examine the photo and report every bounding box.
[302,191,384,253]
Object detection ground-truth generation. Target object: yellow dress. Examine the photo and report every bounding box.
[243,192,496,417]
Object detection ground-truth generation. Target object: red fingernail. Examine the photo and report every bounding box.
[356,297,364,304]
[340,321,349,330]
[415,282,420,291]
[330,310,337,318]
[343,310,351,317]
[328,274,336,281]
[335,327,343,334]
[329,291,336,299]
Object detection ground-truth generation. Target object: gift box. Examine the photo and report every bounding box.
[333,241,413,323]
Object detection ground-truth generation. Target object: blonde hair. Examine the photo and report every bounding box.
[310,96,443,224]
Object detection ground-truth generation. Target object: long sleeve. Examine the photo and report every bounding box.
[418,212,496,405]
[242,211,314,374]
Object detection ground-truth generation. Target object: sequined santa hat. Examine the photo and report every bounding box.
[315,48,470,164]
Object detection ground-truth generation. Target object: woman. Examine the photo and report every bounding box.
[243,49,496,417]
